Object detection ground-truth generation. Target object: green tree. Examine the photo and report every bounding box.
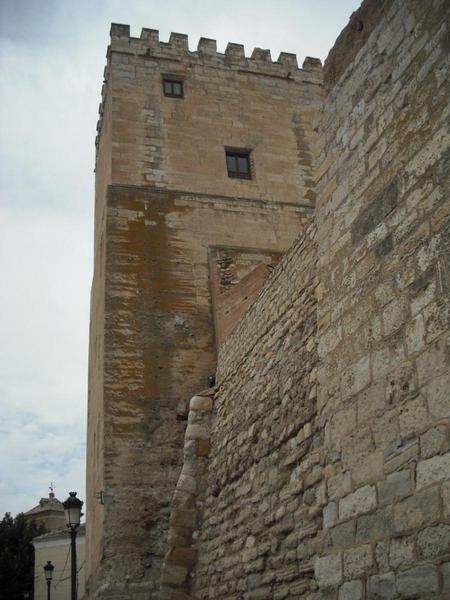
[0,512,47,599]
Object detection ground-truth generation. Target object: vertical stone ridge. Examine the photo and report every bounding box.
[160,389,215,599]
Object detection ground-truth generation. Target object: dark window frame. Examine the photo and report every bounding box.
[163,78,184,98]
[225,150,252,180]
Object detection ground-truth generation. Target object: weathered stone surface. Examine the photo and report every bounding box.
[442,562,450,590]
[343,545,373,579]
[323,502,338,529]
[393,486,440,533]
[351,178,399,246]
[328,472,352,500]
[399,395,429,438]
[443,480,450,519]
[420,425,447,459]
[382,295,409,337]
[355,507,393,543]
[160,564,189,586]
[186,423,211,440]
[384,440,418,474]
[416,451,450,489]
[389,536,415,570]
[339,579,363,600]
[368,572,396,600]
[375,541,389,574]
[417,523,450,559]
[315,553,342,588]
[329,520,355,549]
[339,486,376,520]
[378,470,411,504]
[189,396,213,412]
[426,374,450,420]
[396,564,439,597]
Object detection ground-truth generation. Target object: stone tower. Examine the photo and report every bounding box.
[85,25,323,598]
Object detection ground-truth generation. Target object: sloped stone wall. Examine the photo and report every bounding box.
[213,262,274,347]
[191,221,320,598]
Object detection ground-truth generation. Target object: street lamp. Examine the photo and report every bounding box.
[43,561,54,600]
[62,492,83,600]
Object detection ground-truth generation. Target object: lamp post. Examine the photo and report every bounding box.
[62,492,83,600]
[43,561,54,600]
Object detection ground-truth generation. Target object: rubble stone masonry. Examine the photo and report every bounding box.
[159,0,450,598]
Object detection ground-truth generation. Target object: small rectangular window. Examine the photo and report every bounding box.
[225,150,251,179]
[163,79,184,98]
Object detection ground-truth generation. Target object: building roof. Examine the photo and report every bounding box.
[24,492,64,516]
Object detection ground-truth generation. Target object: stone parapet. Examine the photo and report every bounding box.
[108,24,322,79]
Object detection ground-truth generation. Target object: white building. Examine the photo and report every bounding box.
[32,524,85,600]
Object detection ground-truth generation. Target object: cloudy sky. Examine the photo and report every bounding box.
[0,0,360,518]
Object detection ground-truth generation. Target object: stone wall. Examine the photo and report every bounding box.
[315,0,449,597]
[163,1,450,598]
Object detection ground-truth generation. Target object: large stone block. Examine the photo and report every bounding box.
[399,395,429,437]
[426,373,450,420]
[378,469,412,504]
[396,564,439,597]
[368,572,396,600]
[420,425,447,459]
[315,553,343,588]
[339,579,363,600]
[389,536,415,569]
[393,486,440,532]
[343,544,373,579]
[323,501,338,529]
[339,485,377,520]
[351,177,399,246]
[382,296,409,337]
[355,507,393,543]
[340,355,371,400]
[417,523,450,559]
[330,520,355,549]
[328,471,352,500]
[416,451,450,489]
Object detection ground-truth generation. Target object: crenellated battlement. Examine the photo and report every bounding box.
[108,23,322,76]
[95,23,322,153]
